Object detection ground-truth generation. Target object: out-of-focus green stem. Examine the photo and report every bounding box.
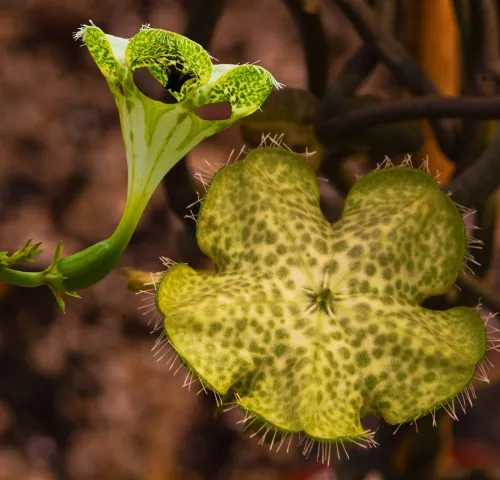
[0,268,45,288]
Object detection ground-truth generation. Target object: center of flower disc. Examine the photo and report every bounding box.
[315,288,333,312]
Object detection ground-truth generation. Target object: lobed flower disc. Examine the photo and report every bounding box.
[156,148,486,445]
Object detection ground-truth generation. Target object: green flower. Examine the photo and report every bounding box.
[0,24,279,307]
[55,24,279,291]
[74,24,280,235]
[155,147,486,454]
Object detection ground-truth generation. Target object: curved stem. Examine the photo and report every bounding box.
[316,95,500,138]
[57,197,143,291]
[0,268,45,288]
[0,190,146,292]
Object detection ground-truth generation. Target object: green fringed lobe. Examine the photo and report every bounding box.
[206,64,279,118]
[156,147,486,444]
[76,26,123,95]
[126,28,213,101]
[75,24,279,118]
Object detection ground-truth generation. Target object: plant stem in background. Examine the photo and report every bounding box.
[316,95,500,138]
[448,129,500,209]
[332,0,456,158]
[282,0,329,98]
[336,44,378,95]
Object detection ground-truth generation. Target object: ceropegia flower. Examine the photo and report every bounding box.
[73,24,280,236]
[0,24,280,307]
[154,147,487,459]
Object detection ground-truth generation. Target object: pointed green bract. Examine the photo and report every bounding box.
[0,239,43,267]
[156,148,486,445]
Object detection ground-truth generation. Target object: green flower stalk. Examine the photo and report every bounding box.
[154,147,487,459]
[0,24,279,309]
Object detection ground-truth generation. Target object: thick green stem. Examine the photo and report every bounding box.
[58,239,127,291]
[0,268,45,288]
[58,192,145,290]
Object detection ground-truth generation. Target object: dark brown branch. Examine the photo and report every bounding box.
[332,0,456,158]
[463,1,485,89]
[480,0,500,89]
[392,0,405,40]
[336,44,379,95]
[183,0,227,46]
[336,0,403,95]
[316,95,500,138]
[457,272,500,313]
[376,0,397,32]
[333,0,438,95]
[282,0,329,97]
[453,0,485,172]
[447,129,500,209]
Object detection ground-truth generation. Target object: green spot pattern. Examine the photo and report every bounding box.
[79,26,120,89]
[126,27,213,101]
[156,148,486,443]
[206,64,278,118]
[77,23,279,119]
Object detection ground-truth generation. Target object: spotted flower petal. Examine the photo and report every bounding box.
[125,27,213,101]
[156,148,486,445]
